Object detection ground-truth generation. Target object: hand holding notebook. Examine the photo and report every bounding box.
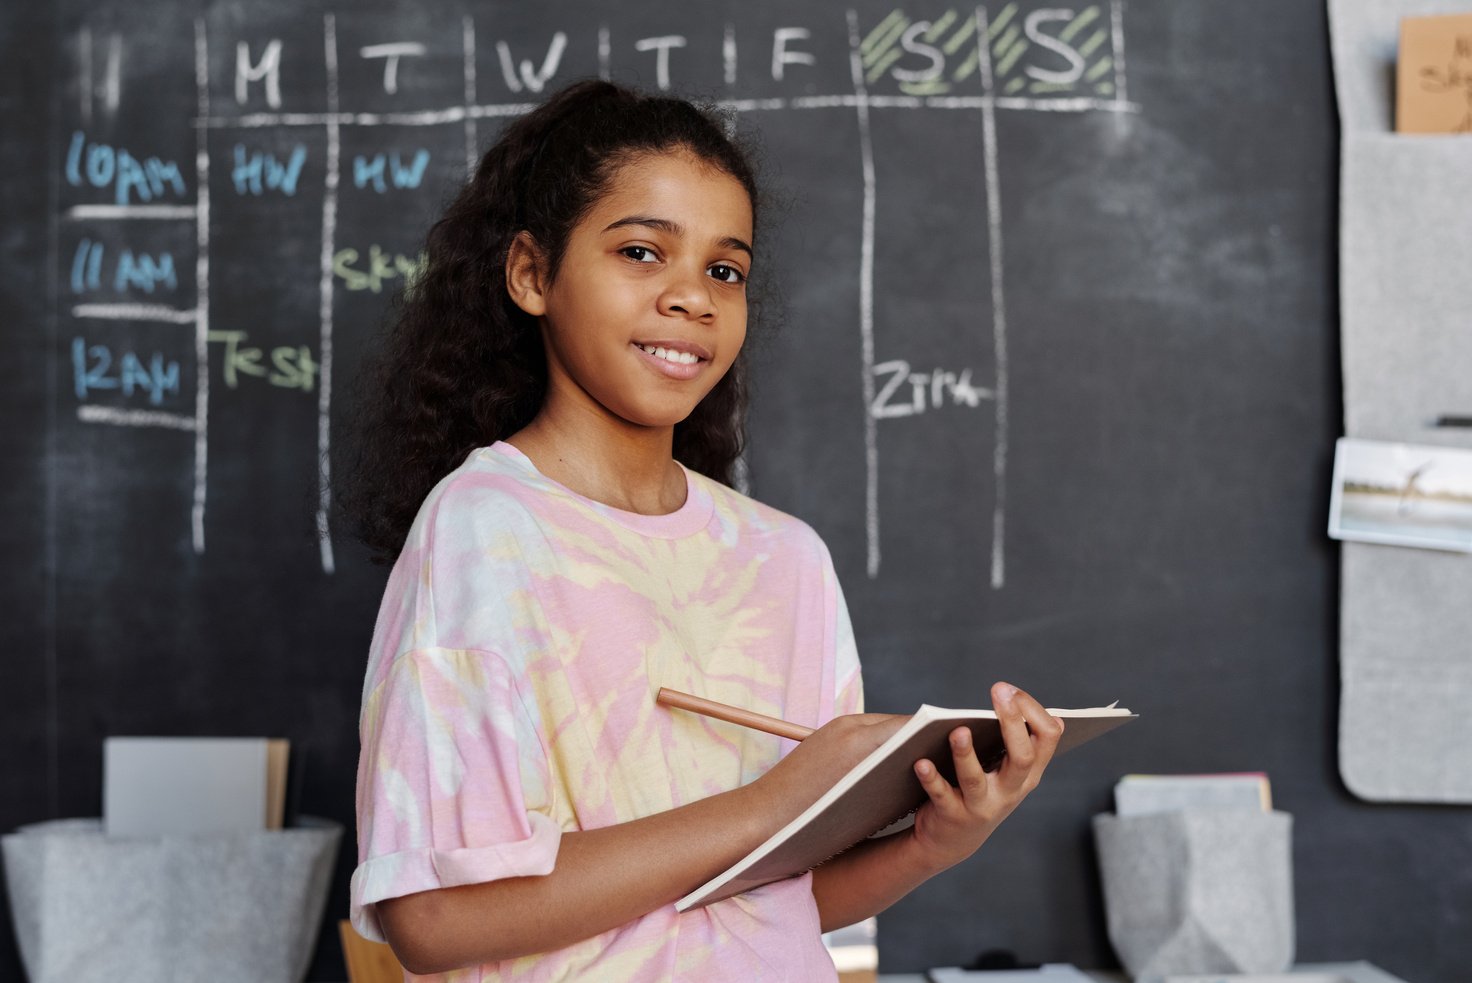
[659,683,1136,909]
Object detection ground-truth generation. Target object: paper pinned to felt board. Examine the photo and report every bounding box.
[1395,13,1472,133]
[1328,0,1472,802]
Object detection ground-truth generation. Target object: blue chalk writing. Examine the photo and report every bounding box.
[65,131,187,206]
[351,149,431,192]
[72,337,181,405]
[70,240,178,295]
[114,250,177,293]
[70,239,104,293]
[231,143,307,196]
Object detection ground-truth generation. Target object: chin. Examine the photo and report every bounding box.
[617,401,703,431]
[636,410,699,430]
[606,388,714,431]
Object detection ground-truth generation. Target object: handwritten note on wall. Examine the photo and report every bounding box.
[1397,12,1472,133]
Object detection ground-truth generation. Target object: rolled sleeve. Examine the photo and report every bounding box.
[350,647,559,942]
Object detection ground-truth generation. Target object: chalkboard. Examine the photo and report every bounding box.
[4,2,1468,981]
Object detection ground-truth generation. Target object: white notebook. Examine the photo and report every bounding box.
[677,702,1136,910]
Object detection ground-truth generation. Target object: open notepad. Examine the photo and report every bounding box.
[676,702,1136,911]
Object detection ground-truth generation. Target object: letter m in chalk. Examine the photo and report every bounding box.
[236,39,284,108]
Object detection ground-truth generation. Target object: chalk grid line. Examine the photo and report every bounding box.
[316,15,341,574]
[192,92,1136,130]
[462,17,478,173]
[192,19,211,555]
[975,6,1009,591]
[845,12,883,582]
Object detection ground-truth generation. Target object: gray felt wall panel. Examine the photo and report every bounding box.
[1329,0,1472,802]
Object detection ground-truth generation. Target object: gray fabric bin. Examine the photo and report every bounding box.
[1093,810,1294,978]
[2,816,341,983]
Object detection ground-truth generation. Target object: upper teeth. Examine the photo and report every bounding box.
[637,343,700,365]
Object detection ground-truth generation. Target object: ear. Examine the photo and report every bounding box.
[505,231,549,317]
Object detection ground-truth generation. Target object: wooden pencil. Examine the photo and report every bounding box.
[655,687,816,742]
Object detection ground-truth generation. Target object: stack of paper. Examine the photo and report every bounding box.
[1113,772,1272,816]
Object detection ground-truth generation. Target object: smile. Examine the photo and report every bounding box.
[633,343,703,365]
[631,341,709,381]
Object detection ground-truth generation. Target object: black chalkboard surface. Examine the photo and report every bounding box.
[4,2,1469,981]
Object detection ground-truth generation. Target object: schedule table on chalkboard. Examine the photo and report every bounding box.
[58,3,1133,594]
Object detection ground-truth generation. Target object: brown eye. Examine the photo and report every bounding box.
[620,245,658,263]
[708,263,745,284]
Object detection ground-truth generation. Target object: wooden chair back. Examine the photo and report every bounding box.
[339,919,406,983]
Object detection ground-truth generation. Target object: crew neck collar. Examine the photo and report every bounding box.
[485,440,715,539]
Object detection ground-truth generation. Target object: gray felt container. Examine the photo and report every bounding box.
[1093,809,1294,979]
[2,816,341,983]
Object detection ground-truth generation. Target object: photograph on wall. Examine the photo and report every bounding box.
[1329,437,1472,552]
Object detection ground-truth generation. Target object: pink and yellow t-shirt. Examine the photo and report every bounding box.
[350,440,864,981]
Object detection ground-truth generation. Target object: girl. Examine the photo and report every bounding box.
[342,79,1063,981]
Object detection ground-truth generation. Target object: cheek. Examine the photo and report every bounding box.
[725,310,748,363]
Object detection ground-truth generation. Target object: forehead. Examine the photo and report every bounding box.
[589,151,753,238]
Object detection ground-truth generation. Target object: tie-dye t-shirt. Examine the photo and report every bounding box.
[349,440,864,981]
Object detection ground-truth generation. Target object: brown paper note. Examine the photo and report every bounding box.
[1397,13,1472,133]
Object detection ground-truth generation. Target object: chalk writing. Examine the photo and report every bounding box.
[863,5,1114,98]
[351,150,430,192]
[771,28,816,81]
[862,10,981,96]
[236,39,284,108]
[69,239,104,293]
[207,330,318,391]
[117,249,177,293]
[496,33,567,94]
[333,244,425,293]
[988,4,1114,97]
[72,337,181,405]
[360,42,426,95]
[871,360,992,419]
[64,131,187,206]
[68,239,182,295]
[232,143,307,196]
[635,35,687,91]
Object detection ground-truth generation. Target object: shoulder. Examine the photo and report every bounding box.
[688,468,834,567]
[405,445,550,552]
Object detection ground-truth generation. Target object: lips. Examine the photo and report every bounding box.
[630,341,708,380]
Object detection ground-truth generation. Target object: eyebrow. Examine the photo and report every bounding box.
[602,215,753,258]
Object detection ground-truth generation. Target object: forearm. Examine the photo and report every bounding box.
[379,784,772,973]
[810,830,950,932]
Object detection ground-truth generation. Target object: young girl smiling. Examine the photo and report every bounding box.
[343,79,1062,981]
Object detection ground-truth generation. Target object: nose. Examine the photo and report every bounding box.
[657,269,715,321]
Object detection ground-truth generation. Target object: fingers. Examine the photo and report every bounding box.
[914,757,960,812]
[948,726,989,800]
[916,724,983,814]
[993,682,1064,791]
[914,686,1063,817]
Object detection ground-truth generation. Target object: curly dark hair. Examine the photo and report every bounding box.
[337,80,763,564]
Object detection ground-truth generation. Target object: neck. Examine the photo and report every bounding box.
[507,388,686,516]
